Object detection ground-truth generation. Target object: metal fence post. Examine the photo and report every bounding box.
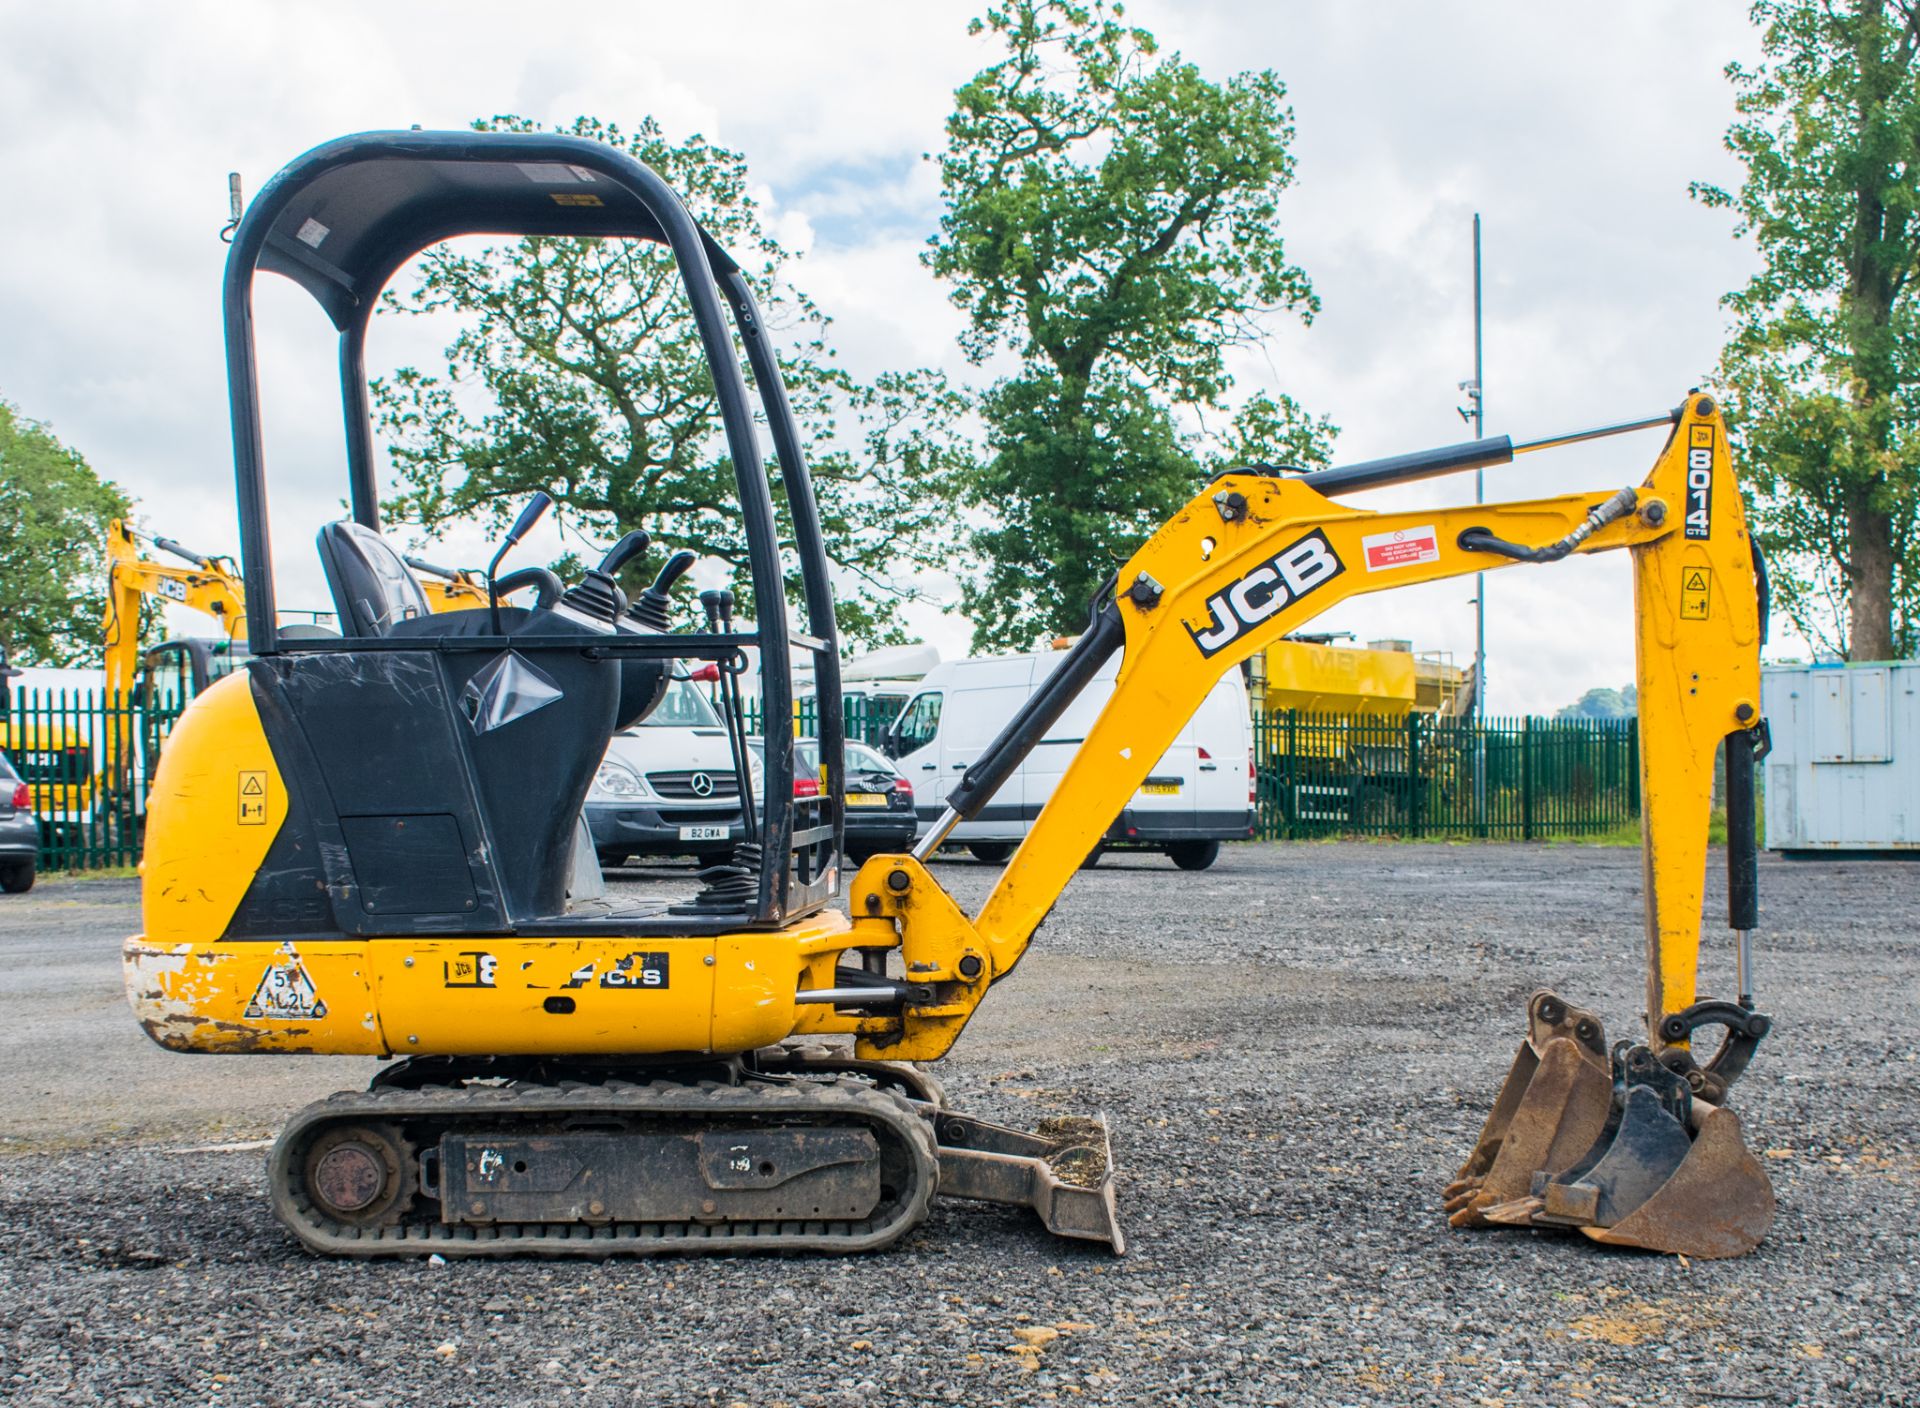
[1284,709,1298,840]
[1522,715,1535,841]
[1407,710,1423,839]
[1627,717,1640,822]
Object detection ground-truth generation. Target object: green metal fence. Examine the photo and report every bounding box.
[1254,709,1639,841]
[1,689,186,871]
[3,681,1638,872]
[741,694,907,750]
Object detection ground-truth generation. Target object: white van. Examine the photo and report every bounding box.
[585,678,749,865]
[883,650,1254,870]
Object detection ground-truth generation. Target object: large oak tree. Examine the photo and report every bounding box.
[928,1,1334,650]
[1698,0,1920,659]
[374,116,969,647]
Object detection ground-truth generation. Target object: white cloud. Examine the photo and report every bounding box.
[0,0,1779,707]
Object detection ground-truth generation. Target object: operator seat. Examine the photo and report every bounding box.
[274,517,650,930]
[316,520,432,636]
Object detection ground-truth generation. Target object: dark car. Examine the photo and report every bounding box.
[797,737,916,862]
[0,752,39,893]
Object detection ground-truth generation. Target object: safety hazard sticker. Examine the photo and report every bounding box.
[1362,525,1441,572]
[245,956,326,1020]
[238,770,268,825]
[1680,567,1712,622]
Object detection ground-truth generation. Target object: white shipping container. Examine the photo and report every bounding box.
[1761,661,1918,852]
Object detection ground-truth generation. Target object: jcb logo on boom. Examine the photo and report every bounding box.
[1187,530,1346,658]
[1685,426,1714,540]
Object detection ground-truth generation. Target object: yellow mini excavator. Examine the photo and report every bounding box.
[125,130,1776,1261]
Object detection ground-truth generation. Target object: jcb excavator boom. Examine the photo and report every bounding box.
[123,129,1773,1264]
[102,518,248,704]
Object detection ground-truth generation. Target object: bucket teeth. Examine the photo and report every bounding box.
[1457,1013,1775,1259]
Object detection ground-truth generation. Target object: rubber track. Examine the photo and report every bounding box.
[268,1078,939,1259]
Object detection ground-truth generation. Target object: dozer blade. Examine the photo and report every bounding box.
[931,1108,1125,1252]
[1481,1043,1774,1259]
[1444,990,1613,1228]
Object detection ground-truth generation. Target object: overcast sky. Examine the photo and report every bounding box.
[0,1,1772,711]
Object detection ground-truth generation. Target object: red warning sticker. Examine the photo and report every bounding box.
[1362,525,1441,572]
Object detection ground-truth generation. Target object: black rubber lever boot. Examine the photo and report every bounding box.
[629,549,698,631]
[560,530,651,624]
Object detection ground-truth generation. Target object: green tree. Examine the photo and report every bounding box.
[0,399,133,667]
[374,115,970,648]
[929,0,1334,650]
[1557,684,1638,721]
[1696,0,1920,659]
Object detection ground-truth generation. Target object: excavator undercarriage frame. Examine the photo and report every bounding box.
[125,128,1777,1262]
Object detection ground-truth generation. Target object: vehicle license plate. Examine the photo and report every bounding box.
[845,793,888,808]
[679,824,730,841]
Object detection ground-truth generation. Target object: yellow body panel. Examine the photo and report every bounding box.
[126,938,385,1054]
[125,915,855,1058]
[140,673,288,943]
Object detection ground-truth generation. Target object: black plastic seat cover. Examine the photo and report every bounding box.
[317,520,432,637]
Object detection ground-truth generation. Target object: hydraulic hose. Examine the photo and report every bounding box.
[1457,487,1639,564]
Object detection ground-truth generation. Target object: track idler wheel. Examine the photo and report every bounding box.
[1444,990,1613,1228]
[1481,1040,1775,1259]
[301,1123,413,1227]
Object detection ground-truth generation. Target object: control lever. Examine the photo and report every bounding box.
[554,527,653,625]
[629,550,698,631]
[699,588,734,633]
[488,491,553,633]
[404,554,460,582]
[597,529,653,578]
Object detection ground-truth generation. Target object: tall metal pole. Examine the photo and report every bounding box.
[1468,215,1487,834]
[1471,212,1486,718]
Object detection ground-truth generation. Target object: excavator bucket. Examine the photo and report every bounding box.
[1444,990,1614,1228]
[1479,1042,1774,1259]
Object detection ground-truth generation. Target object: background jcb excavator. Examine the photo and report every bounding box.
[105,519,560,710]
[124,129,1776,1262]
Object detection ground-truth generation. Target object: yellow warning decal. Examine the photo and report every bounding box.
[238,770,268,825]
[1680,567,1711,621]
[550,192,604,207]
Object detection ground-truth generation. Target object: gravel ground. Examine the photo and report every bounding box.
[1,843,1915,1407]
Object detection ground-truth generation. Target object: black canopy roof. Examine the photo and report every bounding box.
[240,129,741,330]
[221,129,768,653]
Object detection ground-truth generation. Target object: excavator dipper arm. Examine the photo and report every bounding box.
[821,392,1774,1257]
[832,394,1760,1059]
